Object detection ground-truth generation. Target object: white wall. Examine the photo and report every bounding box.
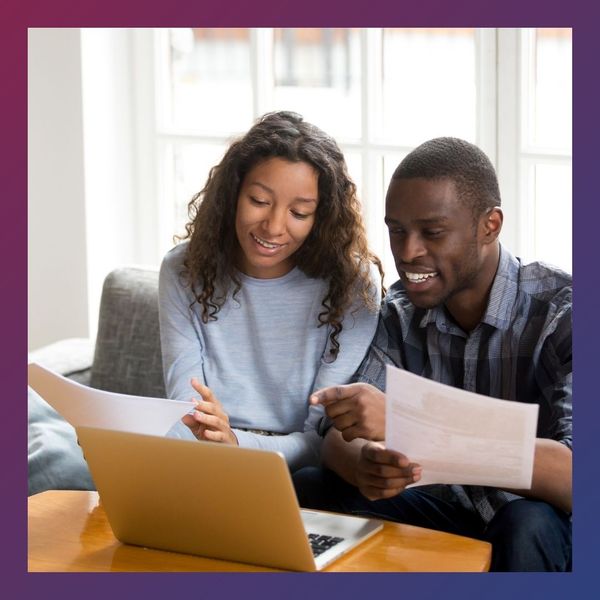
[28,28,142,352]
[28,29,89,351]
[80,28,139,338]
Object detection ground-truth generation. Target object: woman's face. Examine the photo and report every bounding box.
[235,157,319,279]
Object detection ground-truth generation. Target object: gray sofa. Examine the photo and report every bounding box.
[28,267,166,495]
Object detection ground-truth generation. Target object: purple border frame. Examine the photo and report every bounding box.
[6,1,598,598]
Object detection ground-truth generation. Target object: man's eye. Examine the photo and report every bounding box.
[424,229,444,238]
[388,228,405,236]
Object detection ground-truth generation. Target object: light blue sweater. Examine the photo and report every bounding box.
[158,242,380,471]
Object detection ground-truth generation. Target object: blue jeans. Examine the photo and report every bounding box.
[293,466,572,572]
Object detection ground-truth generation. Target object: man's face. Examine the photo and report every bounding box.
[385,177,490,313]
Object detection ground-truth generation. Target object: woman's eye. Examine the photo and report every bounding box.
[291,211,311,220]
[250,197,268,206]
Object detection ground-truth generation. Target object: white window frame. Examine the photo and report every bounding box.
[129,27,572,280]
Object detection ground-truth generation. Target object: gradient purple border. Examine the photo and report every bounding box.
[6,1,597,598]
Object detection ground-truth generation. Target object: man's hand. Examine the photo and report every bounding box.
[310,382,385,441]
[182,378,239,446]
[356,442,422,500]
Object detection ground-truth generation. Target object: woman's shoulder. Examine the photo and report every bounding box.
[160,241,188,271]
[159,241,190,290]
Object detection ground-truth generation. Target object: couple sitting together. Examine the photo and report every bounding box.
[160,111,572,572]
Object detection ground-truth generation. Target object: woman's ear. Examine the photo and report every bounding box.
[480,207,503,244]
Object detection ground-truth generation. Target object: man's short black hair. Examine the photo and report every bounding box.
[392,137,501,216]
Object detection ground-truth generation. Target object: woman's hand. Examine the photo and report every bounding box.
[181,378,239,446]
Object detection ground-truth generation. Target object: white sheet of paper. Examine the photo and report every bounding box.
[28,362,194,436]
[384,364,539,490]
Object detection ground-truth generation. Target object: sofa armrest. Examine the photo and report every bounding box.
[28,337,95,380]
[28,338,96,495]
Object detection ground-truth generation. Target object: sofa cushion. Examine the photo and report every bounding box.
[90,267,166,398]
[28,387,95,495]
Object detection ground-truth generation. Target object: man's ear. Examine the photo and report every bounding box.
[480,207,503,244]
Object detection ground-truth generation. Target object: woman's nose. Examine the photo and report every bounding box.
[263,209,286,237]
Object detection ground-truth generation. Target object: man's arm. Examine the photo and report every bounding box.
[314,383,572,512]
[322,428,422,499]
[510,438,572,514]
[518,299,572,514]
[321,428,364,486]
[313,382,420,499]
[310,382,386,442]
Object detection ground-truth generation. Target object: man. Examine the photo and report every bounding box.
[294,137,572,571]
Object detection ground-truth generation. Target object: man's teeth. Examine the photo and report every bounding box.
[405,271,438,283]
[252,234,280,249]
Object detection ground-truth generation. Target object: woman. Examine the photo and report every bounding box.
[159,111,383,472]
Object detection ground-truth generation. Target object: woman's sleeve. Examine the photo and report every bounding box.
[158,248,205,404]
[232,428,323,473]
[311,261,382,393]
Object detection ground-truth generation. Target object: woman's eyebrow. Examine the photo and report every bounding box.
[248,181,274,194]
[248,181,317,204]
[293,197,318,204]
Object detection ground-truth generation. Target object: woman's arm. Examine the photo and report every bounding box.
[159,247,325,470]
[158,247,207,402]
[311,262,381,393]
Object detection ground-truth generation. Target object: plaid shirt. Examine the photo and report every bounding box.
[354,245,572,523]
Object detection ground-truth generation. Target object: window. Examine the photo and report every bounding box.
[519,28,572,271]
[132,28,572,282]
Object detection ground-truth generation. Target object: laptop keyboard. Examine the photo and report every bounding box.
[307,533,345,557]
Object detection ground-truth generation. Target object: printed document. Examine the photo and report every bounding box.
[385,365,538,489]
[28,362,194,436]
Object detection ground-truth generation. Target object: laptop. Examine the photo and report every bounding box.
[76,426,383,571]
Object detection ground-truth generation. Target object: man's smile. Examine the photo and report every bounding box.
[403,271,439,284]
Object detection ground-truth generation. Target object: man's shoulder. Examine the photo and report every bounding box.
[383,279,411,303]
[517,260,572,307]
[381,280,417,319]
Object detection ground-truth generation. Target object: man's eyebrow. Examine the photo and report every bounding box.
[248,181,317,203]
[384,216,449,226]
[415,216,449,225]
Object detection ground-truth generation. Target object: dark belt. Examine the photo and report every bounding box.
[238,428,285,436]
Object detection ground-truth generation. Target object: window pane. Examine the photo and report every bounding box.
[380,28,476,145]
[342,149,363,200]
[532,162,572,273]
[169,141,228,234]
[271,28,362,141]
[523,29,572,153]
[380,153,411,283]
[164,28,253,133]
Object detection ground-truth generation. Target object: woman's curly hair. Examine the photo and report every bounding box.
[179,110,384,359]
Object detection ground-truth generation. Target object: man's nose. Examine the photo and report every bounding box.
[396,232,426,263]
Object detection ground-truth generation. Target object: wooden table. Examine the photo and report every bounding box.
[28,490,491,572]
